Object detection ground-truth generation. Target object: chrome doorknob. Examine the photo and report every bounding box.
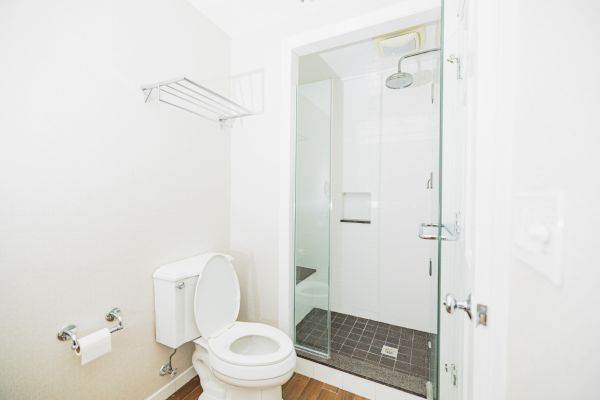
[443,293,472,320]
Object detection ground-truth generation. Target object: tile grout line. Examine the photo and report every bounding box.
[297,308,433,382]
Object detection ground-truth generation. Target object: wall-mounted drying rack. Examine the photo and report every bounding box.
[141,77,254,124]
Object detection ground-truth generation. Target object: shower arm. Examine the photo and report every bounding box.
[397,48,441,71]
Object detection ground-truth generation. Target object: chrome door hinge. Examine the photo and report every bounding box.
[444,363,458,386]
[446,54,463,80]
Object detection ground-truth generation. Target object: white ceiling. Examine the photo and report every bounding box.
[187,0,413,37]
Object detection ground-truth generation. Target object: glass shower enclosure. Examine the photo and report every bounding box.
[292,20,444,398]
[293,80,332,357]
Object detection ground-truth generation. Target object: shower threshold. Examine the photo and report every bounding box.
[295,308,436,398]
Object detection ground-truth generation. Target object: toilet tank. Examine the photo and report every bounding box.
[153,256,206,348]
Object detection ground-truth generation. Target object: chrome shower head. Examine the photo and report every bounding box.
[385,47,440,90]
[385,71,414,89]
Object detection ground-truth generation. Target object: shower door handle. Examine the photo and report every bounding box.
[418,222,458,241]
[419,223,440,240]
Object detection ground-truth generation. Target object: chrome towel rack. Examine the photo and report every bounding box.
[141,77,254,124]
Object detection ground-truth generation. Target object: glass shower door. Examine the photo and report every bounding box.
[293,80,332,357]
[438,0,470,398]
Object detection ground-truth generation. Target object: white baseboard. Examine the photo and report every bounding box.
[145,366,198,400]
[295,358,422,400]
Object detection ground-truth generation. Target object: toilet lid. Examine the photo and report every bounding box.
[194,254,240,338]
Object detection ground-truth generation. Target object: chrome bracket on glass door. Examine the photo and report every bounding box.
[444,363,458,386]
[446,54,463,80]
[418,222,459,241]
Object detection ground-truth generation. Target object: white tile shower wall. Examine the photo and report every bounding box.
[295,81,332,276]
[330,70,437,333]
[0,1,231,399]
[332,74,381,319]
[378,68,438,334]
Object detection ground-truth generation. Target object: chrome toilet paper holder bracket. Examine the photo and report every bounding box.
[105,307,124,333]
[57,307,124,351]
[57,324,80,351]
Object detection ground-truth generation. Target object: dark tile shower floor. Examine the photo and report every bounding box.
[296,308,436,398]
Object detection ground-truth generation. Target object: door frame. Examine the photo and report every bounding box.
[461,0,517,399]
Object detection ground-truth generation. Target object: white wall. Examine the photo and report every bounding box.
[0,1,230,399]
[465,1,600,400]
[502,1,600,399]
[228,33,283,327]
[329,70,438,333]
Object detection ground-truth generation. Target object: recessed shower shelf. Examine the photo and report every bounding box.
[141,77,254,124]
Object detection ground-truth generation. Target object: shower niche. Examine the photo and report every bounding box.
[340,192,371,224]
[293,16,442,399]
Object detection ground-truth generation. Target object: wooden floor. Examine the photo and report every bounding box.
[169,373,367,400]
[168,376,202,400]
[283,373,367,400]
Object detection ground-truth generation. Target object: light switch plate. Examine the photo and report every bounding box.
[512,192,564,286]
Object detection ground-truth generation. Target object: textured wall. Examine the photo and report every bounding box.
[0,0,231,398]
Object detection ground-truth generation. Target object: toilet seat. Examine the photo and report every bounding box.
[208,322,294,367]
[193,321,296,385]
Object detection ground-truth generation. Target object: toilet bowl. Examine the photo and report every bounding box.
[153,253,296,400]
[195,322,295,388]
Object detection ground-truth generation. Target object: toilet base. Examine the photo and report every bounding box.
[198,386,282,400]
[193,344,287,400]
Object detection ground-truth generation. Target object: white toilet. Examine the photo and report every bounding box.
[153,253,296,400]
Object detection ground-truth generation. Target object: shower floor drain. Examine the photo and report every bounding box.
[381,345,398,358]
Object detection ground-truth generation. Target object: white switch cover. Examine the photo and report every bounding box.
[513,192,564,285]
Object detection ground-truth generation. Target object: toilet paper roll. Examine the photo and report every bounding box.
[76,328,111,365]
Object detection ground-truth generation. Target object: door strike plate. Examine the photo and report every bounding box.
[477,304,488,326]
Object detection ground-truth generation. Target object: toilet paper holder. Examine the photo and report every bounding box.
[57,307,124,351]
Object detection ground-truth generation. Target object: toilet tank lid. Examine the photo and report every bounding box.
[154,253,234,282]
